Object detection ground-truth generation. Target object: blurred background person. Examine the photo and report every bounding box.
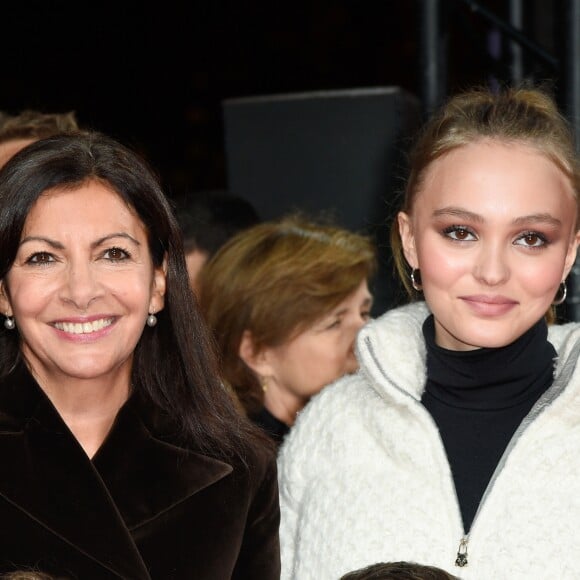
[174,189,261,294]
[1,572,61,580]
[198,214,377,445]
[0,109,80,168]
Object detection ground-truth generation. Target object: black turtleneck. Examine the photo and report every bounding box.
[421,315,556,533]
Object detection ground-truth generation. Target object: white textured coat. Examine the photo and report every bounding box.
[278,302,580,580]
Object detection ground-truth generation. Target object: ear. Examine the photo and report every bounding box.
[0,280,12,316]
[239,330,274,377]
[397,211,418,268]
[563,231,580,279]
[149,254,167,314]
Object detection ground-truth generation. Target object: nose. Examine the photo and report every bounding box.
[473,242,509,286]
[344,311,368,359]
[60,262,102,310]
[353,312,368,332]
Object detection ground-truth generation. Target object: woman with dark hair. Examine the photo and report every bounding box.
[0,132,280,579]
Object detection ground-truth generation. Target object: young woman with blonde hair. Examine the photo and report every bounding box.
[278,85,580,579]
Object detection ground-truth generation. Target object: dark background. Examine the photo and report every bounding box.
[1,0,563,197]
[1,0,571,313]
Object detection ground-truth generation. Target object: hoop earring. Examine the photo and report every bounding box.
[553,281,567,306]
[4,315,15,330]
[410,268,423,292]
[146,312,158,327]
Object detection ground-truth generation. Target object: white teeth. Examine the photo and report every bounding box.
[54,319,113,335]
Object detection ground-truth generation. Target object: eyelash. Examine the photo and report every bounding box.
[442,226,549,249]
[513,231,549,248]
[442,225,476,242]
[25,252,55,266]
[24,246,132,265]
[103,246,131,261]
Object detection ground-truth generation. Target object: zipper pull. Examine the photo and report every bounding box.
[455,536,469,567]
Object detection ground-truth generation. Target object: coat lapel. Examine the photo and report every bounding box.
[0,371,152,579]
[0,366,234,577]
[92,397,233,531]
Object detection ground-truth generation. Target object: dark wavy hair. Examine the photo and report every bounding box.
[0,131,266,459]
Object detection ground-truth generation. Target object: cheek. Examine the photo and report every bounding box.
[5,277,51,317]
[185,252,207,288]
[417,243,468,288]
[283,339,328,377]
[114,272,156,303]
[515,259,563,297]
[308,338,353,381]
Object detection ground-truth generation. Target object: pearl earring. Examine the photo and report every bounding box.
[261,376,269,393]
[146,312,158,327]
[4,315,15,330]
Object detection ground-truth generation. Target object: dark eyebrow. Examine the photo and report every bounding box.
[432,207,484,223]
[19,232,141,249]
[19,236,64,249]
[333,296,374,317]
[93,233,141,248]
[432,207,562,228]
[362,296,374,308]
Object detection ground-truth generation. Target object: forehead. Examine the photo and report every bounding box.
[416,140,576,214]
[23,181,145,235]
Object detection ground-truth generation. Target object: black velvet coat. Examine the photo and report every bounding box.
[0,364,281,579]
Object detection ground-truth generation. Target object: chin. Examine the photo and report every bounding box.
[58,362,119,380]
[461,331,521,350]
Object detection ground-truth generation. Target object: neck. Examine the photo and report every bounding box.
[29,369,131,458]
[263,381,307,427]
[423,315,555,410]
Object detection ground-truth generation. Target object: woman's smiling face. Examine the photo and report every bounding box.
[0,180,166,387]
[398,139,580,351]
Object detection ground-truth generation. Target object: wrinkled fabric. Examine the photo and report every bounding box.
[0,364,281,579]
[278,302,580,580]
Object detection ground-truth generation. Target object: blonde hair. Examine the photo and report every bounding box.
[198,214,377,415]
[391,85,580,314]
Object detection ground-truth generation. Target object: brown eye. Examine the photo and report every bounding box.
[104,247,130,261]
[515,232,547,248]
[27,252,54,264]
[443,226,476,242]
[524,234,539,245]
